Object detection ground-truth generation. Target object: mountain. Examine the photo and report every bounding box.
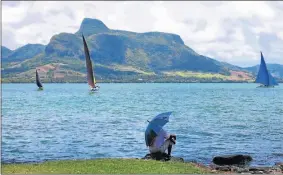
[75,18,110,36]
[245,64,283,79]
[2,44,45,62]
[45,18,231,74]
[1,46,13,58]
[1,18,261,83]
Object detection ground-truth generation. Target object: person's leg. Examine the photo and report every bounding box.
[167,137,176,156]
[168,144,172,156]
[160,139,175,155]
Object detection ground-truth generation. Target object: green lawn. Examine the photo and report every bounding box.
[2,158,212,174]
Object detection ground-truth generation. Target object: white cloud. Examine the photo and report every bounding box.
[2,1,283,66]
[2,2,31,24]
[229,1,275,19]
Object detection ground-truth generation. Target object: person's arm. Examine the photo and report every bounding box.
[162,129,176,140]
[161,129,170,139]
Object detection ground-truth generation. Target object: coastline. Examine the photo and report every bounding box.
[2,158,282,174]
[1,76,259,84]
[1,81,257,84]
[1,158,212,174]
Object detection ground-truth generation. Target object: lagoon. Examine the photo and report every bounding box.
[2,83,283,166]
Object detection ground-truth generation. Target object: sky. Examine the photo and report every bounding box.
[2,1,283,67]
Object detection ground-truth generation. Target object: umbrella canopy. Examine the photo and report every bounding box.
[145,111,173,146]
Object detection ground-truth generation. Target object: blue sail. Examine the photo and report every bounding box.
[255,52,278,86]
[268,71,279,86]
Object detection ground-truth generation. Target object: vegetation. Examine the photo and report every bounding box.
[163,71,229,79]
[245,64,283,80]
[2,159,211,174]
[1,17,282,83]
[2,44,45,63]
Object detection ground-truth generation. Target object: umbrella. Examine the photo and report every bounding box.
[145,111,173,146]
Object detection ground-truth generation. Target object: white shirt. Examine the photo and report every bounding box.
[151,129,169,148]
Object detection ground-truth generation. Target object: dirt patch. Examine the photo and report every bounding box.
[37,64,57,73]
[228,71,253,81]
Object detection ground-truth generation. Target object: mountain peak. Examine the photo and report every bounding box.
[2,44,45,62]
[75,18,110,36]
[1,46,13,59]
[141,32,185,45]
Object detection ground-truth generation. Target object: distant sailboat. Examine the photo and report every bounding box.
[36,69,43,90]
[255,52,278,88]
[82,34,99,92]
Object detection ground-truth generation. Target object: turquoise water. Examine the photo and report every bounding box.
[2,83,283,166]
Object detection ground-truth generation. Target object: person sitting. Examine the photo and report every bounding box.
[149,128,176,158]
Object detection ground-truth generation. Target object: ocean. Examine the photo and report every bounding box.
[2,83,283,166]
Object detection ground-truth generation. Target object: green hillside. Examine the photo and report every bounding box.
[245,64,283,80]
[2,44,45,63]
[1,18,266,83]
[1,46,13,58]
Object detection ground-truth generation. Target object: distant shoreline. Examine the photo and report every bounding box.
[2,78,282,84]
[2,82,256,84]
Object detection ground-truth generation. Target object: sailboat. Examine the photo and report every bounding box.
[255,52,278,88]
[36,69,43,90]
[82,34,99,92]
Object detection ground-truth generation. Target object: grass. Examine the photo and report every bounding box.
[162,71,256,82]
[112,64,155,75]
[2,158,211,174]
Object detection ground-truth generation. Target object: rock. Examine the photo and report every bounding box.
[215,165,231,171]
[275,162,283,166]
[271,166,281,172]
[236,167,250,173]
[142,153,184,163]
[272,164,283,173]
[249,167,267,171]
[211,169,218,173]
[251,166,276,173]
[142,152,168,161]
[169,156,184,163]
[253,171,264,174]
[275,162,283,171]
[142,154,154,160]
[213,154,252,166]
[231,166,250,173]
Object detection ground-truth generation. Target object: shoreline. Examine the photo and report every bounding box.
[1,156,279,167]
[1,158,212,174]
[2,158,282,174]
[1,82,258,84]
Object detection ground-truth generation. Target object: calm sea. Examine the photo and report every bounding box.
[2,83,283,166]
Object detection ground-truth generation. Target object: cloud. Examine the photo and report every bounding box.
[2,1,283,66]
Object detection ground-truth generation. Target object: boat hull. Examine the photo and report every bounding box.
[256,85,275,88]
[90,87,99,92]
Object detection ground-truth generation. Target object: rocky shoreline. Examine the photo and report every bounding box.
[142,153,283,174]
